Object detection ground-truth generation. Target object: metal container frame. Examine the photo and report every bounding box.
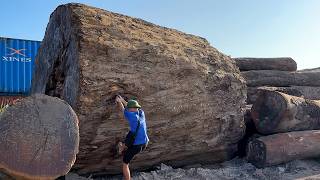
[0,37,41,95]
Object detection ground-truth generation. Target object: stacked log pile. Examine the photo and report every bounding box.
[247,86,320,105]
[233,57,320,130]
[246,90,320,167]
[233,57,320,167]
[234,57,320,104]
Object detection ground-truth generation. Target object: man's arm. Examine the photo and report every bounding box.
[119,95,128,107]
[115,96,125,113]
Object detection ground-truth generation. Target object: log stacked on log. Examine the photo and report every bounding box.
[234,57,297,71]
[251,90,320,134]
[247,86,320,104]
[233,57,320,167]
[246,90,320,167]
[247,130,320,167]
[0,94,79,179]
[233,57,320,105]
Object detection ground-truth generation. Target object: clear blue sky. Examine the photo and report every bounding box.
[1,0,319,69]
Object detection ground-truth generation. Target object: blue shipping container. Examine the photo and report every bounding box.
[0,37,41,95]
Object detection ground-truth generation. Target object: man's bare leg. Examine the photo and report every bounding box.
[123,163,131,180]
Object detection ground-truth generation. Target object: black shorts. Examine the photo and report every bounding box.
[123,144,146,164]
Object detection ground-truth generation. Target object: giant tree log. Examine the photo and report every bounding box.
[242,70,320,87]
[233,57,297,71]
[0,94,79,180]
[251,90,320,134]
[247,130,320,168]
[247,86,320,104]
[31,3,246,175]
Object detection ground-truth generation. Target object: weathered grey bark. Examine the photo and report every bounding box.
[242,70,320,87]
[31,3,246,175]
[234,57,297,71]
[251,90,320,134]
[247,86,320,104]
[0,94,79,180]
[247,130,320,168]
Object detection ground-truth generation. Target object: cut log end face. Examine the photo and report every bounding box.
[0,94,79,179]
[252,90,287,134]
[246,139,266,168]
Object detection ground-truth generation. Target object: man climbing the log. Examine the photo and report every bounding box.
[115,95,149,180]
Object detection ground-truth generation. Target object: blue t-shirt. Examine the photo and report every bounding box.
[124,109,149,145]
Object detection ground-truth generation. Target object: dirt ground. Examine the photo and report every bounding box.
[67,157,320,180]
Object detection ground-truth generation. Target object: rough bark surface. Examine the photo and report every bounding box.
[233,57,297,71]
[247,130,320,168]
[0,94,79,180]
[31,3,246,175]
[242,70,320,87]
[247,86,320,104]
[251,90,320,134]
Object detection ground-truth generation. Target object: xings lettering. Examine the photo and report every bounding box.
[2,56,32,62]
[2,48,32,62]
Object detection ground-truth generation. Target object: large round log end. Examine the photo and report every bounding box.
[251,90,287,134]
[0,94,79,180]
[246,138,266,168]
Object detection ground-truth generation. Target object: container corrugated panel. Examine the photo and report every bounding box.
[0,37,41,95]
